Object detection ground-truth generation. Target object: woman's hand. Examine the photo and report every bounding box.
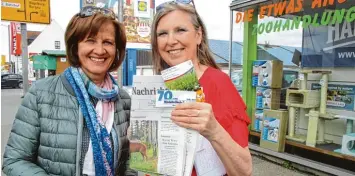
[171,102,223,141]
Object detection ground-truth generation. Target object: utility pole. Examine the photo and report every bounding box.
[117,0,124,87]
[21,23,29,96]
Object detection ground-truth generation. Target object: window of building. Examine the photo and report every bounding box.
[55,41,60,49]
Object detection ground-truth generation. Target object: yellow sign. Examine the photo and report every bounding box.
[1,55,5,66]
[138,1,147,12]
[1,0,50,24]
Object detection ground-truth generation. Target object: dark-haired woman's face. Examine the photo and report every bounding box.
[156,10,202,66]
[78,21,116,79]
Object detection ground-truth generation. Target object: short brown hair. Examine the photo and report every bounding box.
[65,13,127,72]
[151,3,220,74]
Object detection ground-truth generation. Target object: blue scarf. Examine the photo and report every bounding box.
[64,67,119,176]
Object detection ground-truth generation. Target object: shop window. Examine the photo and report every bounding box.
[231,0,355,171]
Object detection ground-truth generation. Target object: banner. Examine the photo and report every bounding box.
[80,0,154,49]
[301,1,355,68]
[10,22,21,56]
[302,22,355,67]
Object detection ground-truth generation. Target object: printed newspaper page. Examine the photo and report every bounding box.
[129,75,198,176]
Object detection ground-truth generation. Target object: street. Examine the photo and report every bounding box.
[1,88,308,176]
[1,88,23,160]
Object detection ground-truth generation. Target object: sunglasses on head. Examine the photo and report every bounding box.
[79,6,116,20]
[156,0,196,13]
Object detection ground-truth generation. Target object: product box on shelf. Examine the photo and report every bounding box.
[341,133,355,157]
[253,109,264,132]
[256,87,281,110]
[252,60,283,88]
[260,109,288,152]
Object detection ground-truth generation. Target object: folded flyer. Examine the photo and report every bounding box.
[161,60,199,91]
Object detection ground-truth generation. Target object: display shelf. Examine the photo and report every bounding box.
[249,131,355,162]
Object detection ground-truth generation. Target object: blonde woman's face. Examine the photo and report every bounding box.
[156,10,202,67]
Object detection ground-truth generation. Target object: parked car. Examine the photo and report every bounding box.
[1,73,23,89]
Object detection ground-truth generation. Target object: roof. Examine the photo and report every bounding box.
[28,20,66,54]
[208,39,302,66]
[258,45,302,66]
[230,0,270,11]
[27,31,41,40]
[208,39,243,64]
[42,50,66,56]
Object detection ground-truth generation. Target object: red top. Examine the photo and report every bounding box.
[191,67,250,176]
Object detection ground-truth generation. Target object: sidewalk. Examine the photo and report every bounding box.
[252,155,308,176]
[1,88,310,176]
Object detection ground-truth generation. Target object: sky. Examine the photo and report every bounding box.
[1,0,303,47]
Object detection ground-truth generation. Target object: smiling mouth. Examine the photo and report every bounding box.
[168,49,184,55]
[89,57,105,63]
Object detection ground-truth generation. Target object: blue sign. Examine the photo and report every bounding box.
[311,84,355,111]
[127,49,137,86]
[335,47,355,60]
[302,20,355,68]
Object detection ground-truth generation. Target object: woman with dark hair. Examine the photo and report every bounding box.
[2,6,131,176]
[151,1,252,175]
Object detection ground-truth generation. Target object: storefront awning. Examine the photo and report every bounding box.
[230,0,270,11]
[42,50,66,57]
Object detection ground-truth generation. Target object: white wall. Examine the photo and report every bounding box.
[28,20,65,54]
[0,23,10,62]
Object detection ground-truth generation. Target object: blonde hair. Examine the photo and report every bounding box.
[151,3,220,74]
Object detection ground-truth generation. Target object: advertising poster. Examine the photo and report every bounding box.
[134,0,151,18]
[124,0,153,48]
[301,1,355,68]
[311,83,355,111]
[10,22,21,56]
[80,0,154,49]
[81,0,119,12]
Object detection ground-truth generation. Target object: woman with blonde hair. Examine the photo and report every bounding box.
[151,1,252,175]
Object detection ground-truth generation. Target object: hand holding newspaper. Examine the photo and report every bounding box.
[129,60,199,176]
[129,60,226,176]
[161,61,227,176]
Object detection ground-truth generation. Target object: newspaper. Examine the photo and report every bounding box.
[160,61,226,175]
[194,135,226,176]
[129,75,198,176]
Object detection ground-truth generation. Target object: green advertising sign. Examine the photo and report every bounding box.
[33,55,57,70]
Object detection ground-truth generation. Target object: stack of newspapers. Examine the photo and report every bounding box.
[129,60,198,176]
[129,60,226,176]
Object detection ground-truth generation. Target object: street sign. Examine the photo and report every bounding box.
[1,0,50,24]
